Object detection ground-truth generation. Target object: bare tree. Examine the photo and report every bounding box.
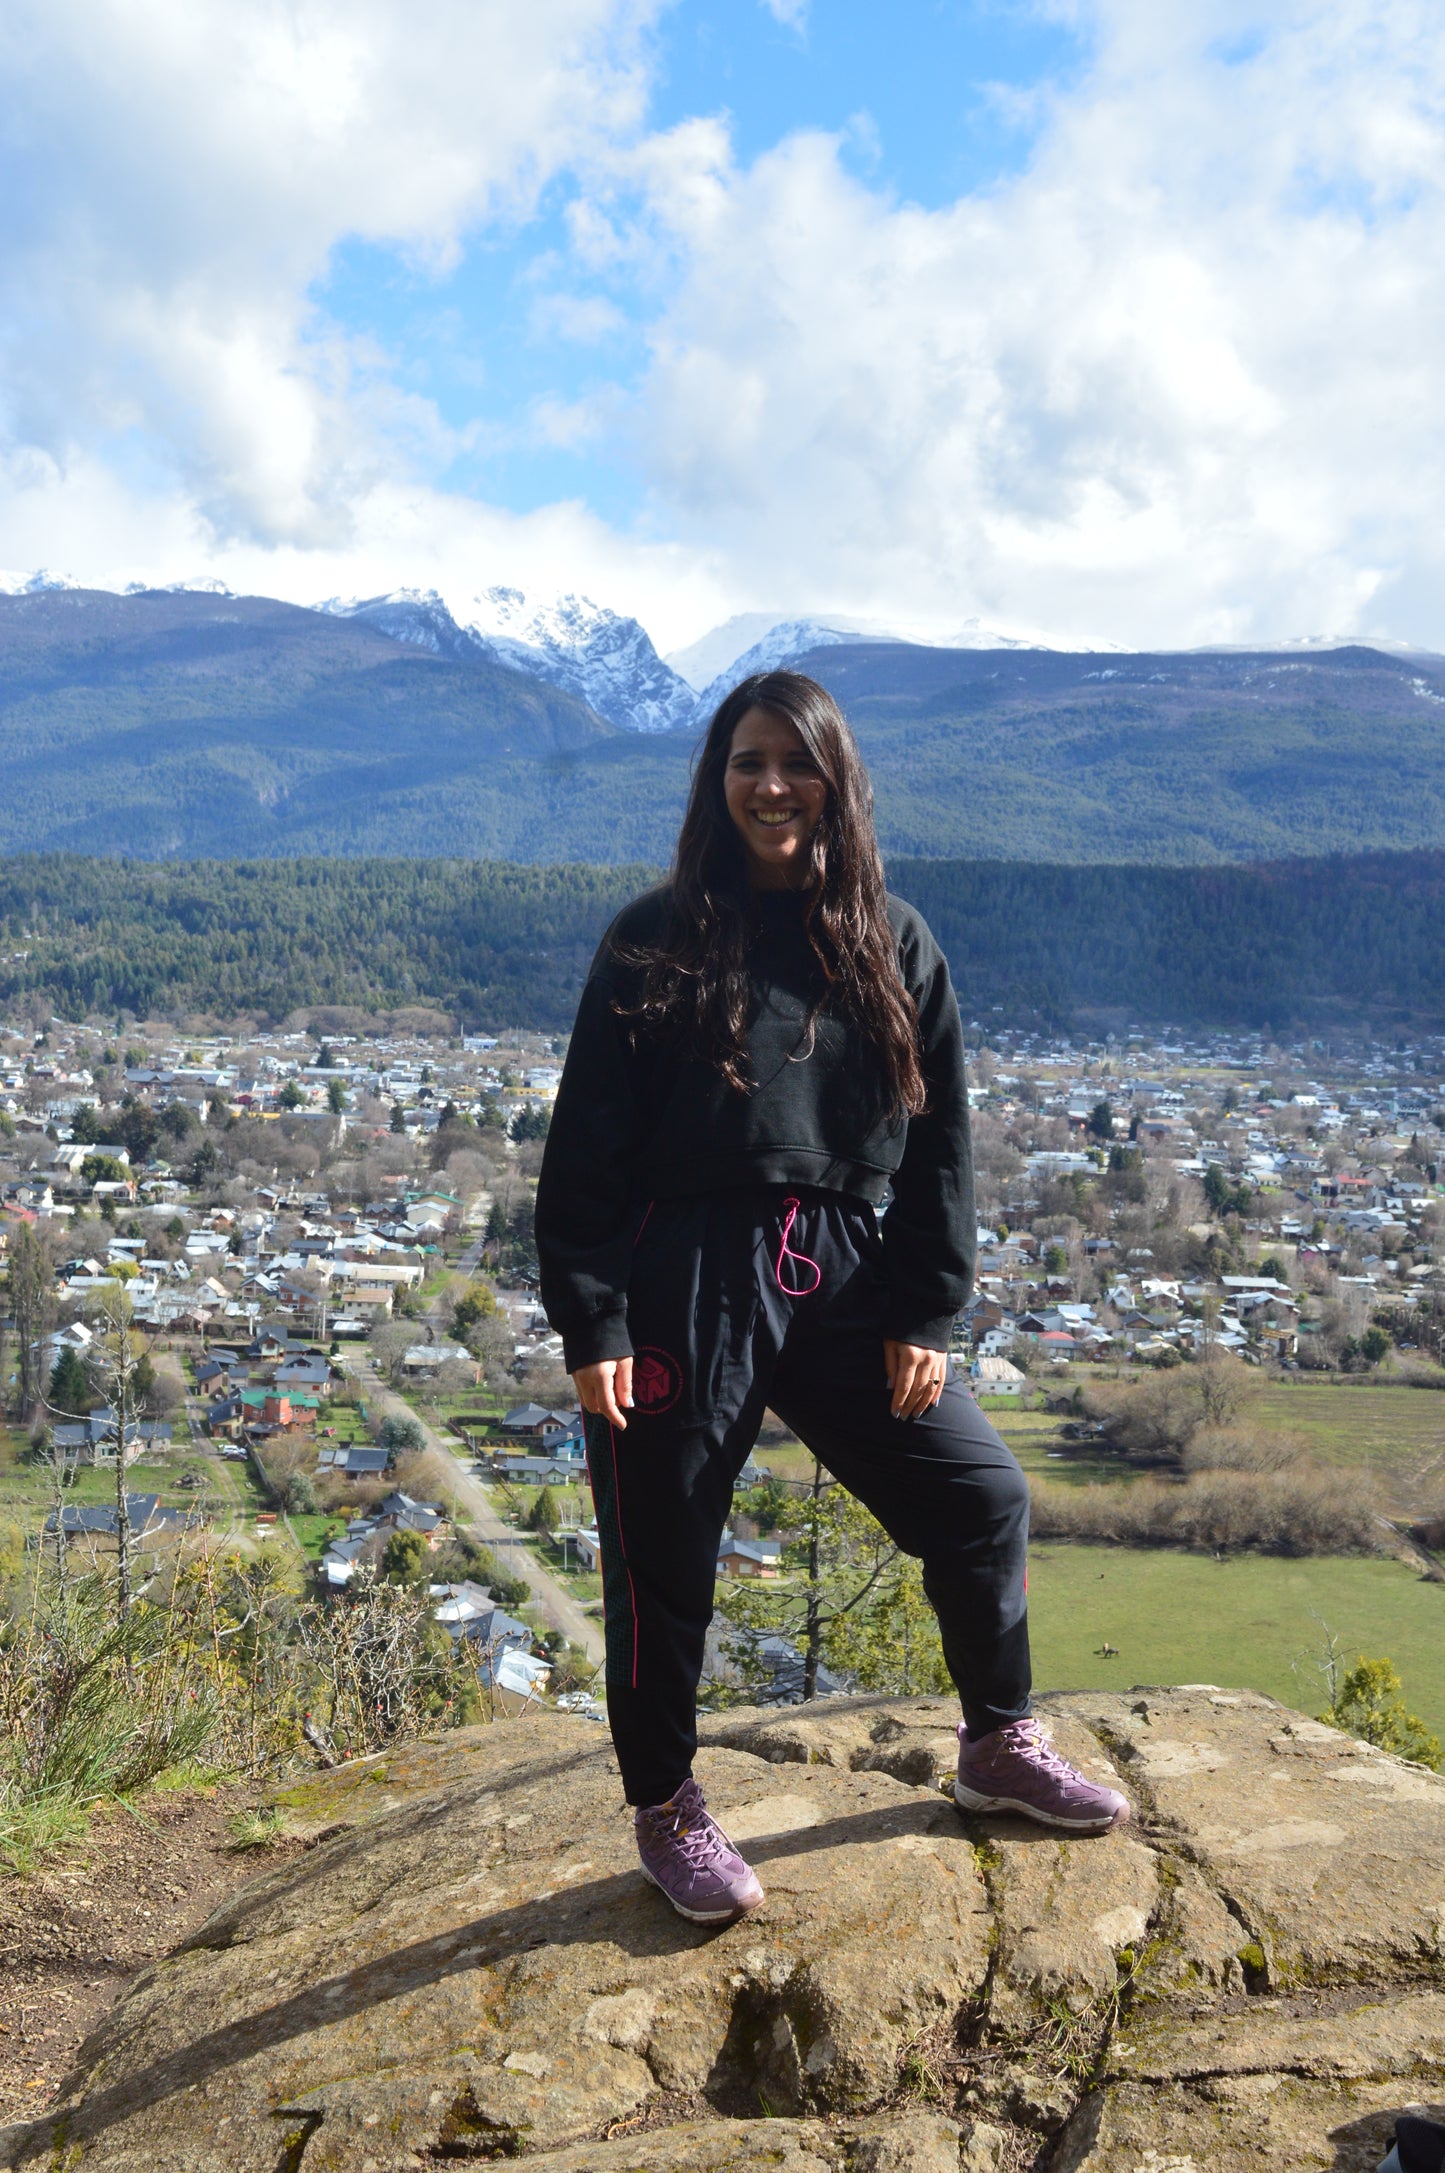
[9,1222,55,1422]
[289,1264,331,1343]
[34,1428,78,1595]
[87,1295,151,1621]
[368,1320,418,1383]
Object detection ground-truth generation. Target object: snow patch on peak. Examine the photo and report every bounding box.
[675,613,905,697]
[694,617,906,714]
[315,589,484,662]
[125,577,234,597]
[0,568,81,596]
[679,610,1056,704]
[942,616,1053,651]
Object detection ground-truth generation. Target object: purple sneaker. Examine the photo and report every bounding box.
[635,1778,765,1924]
[953,1718,1130,1834]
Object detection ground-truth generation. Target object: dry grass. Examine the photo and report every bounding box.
[1179,1424,1311,1475]
[1028,1464,1379,1555]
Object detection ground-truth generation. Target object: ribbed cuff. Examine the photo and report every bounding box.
[561,1309,633,1373]
[881,1312,956,1353]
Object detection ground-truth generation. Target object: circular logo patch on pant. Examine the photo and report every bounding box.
[631,1346,683,1415]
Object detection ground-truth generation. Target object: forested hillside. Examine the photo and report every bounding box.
[0,587,667,861]
[3,591,1445,862]
[802,639,1445,862]
[1,852,1441,1031]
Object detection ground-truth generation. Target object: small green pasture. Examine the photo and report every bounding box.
[400,1386,502,1436]
[1027,1544,1445,1739]
[0,1427,201,1537]
[314,1400,370,1444]
[750,1441,813,1484]
[1249,1379,1445,1471]
[288,1512,348,1561]
[982,1400,1129,1485]
[747,1400,1120,1487]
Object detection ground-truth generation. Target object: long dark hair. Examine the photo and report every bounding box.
[615,670,926,1118]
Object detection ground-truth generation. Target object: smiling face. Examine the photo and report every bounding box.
[722,705,830,889]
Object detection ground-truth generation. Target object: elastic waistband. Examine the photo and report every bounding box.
[632,1174,883,1212]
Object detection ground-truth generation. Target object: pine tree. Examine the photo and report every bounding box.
[48,1346,90,1416]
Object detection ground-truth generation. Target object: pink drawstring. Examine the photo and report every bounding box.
[774,1195,822,1297]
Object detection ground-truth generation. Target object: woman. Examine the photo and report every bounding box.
[535,671,1128,1925]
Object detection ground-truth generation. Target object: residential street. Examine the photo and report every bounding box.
[344,1351,604,1665]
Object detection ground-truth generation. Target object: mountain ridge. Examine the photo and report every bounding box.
[318,585,699,734]
[3,587,1445,865]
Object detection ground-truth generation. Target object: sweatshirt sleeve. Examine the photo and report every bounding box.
[879,919,976,1350]
[534,967,649,1372]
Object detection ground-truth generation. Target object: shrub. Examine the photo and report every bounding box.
[1028,1467,1378,1556]
[431,1533,529,1612]
[1179,1425,1307,1476]
[451,1282,502,1338]
[1080,1356,1253,1465]
[0,1572,227,1873]
[1079,1372,1203,1463]
[282,1472,317,1515]
[381,1530,429,1585]
[378,1413,425,1455]
[1320,1656,1441,1770]
[391,1446,458,1511]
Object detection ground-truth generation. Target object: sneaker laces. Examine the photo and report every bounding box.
[641,1794,732,1870]
[994,1717,1081,1782]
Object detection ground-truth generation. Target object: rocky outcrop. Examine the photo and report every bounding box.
[2,1687,1442,2171]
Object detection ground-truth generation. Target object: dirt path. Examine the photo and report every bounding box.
[344,1354,605,1665]
[0,1783,289,2126]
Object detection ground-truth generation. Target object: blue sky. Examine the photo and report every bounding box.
[5,0,1445,654]
[652,2,1086,206]
[317,2,1090,530]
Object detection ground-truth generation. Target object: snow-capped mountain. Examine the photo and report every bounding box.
[319,586,697,734]
[941,617,1054,652]
[316,587,485,664]
[126,577,235,597]
[463,588,696,733]
[671,613,907,697]
[3,567,1058,732]
[676,610,1058,707]
[693,618,908,715]
[665,613,797,690]
[0,568,81,596]
[0,570,238,599]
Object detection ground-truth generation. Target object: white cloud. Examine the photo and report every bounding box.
[601,0,1445,646]
[0,0,660,545]
[8,0,1445,652]
[759,0,809,29]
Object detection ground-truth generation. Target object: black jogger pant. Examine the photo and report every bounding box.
[582,1187,1032,1806]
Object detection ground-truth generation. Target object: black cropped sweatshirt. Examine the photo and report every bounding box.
[534,885,976,1370]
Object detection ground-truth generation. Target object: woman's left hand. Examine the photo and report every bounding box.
[884,1339,948,1421]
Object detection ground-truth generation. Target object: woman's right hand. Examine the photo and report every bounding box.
[572,1357,634,1430]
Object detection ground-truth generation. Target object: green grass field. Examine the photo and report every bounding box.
[0,1428,200,1534]
[1250,1379,1445,1472]
[738,1389,1445,1739]
[752,1402,1123,1487]
[1027,1544,1445,1738]
[401,1385,502,1435]
[288,1512,348,1561]
[314,1401,370,1444]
